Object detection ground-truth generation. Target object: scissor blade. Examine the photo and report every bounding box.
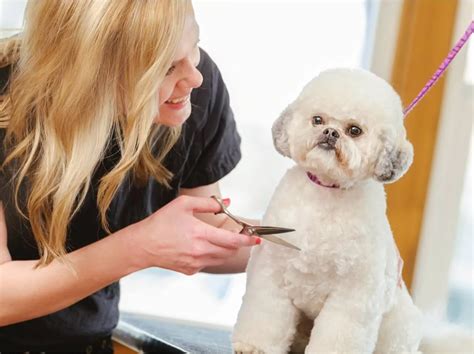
[259,234,301,251]
[253,226,295,235]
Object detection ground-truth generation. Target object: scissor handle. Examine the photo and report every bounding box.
[210,196,254,229]
[240,225,258,236]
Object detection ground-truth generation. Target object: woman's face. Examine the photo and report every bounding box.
[156,11,203,126]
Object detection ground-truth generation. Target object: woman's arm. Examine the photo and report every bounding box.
[0,202,142,326]
[179,183,260,274]
[0,196,258,326]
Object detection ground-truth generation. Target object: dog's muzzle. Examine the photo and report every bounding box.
[317,128,339,150]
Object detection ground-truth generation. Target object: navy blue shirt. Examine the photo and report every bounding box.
[0,48,241,350]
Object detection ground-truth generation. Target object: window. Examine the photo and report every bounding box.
[446,143,473,329]
[445,38,473,329]
[0,0,27,38]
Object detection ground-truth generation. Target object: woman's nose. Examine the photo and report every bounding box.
[181,60,203,89]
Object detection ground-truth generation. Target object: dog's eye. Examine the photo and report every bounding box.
[312,116,324,126]
[347,125,363,137]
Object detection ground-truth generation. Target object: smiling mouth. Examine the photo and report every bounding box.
[165,95,190,104]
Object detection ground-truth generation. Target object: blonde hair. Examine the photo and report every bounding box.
[0,0,190,266]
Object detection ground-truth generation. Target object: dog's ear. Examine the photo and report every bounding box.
[373,132,413,183]
[272,106,293,157]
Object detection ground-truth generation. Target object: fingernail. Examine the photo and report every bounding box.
[255,237,261,245]
[222,198,230,206]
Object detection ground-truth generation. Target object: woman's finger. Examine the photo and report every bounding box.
[199,243,239,258]
[200,222,260,249]
[179,195,224,214]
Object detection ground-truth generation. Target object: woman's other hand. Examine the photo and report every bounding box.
[131,195,260,275]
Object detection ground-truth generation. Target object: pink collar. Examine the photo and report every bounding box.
[306,171,340,189]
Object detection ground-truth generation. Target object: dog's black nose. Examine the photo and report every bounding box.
[317,128,339,150]
[323,128,340,139]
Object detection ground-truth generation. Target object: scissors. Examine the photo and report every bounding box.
[211,196,300,251]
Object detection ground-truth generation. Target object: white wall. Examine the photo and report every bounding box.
[194,0,367,218]
[0,0,27,38]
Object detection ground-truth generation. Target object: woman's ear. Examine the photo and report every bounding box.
[272,106,293,158]
[373,133,413,183]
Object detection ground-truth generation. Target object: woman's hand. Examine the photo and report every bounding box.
[131,195,260,275]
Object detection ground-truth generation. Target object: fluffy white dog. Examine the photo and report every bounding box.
[232,68,423,353]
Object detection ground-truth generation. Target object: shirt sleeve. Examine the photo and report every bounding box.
[180,50,242,188]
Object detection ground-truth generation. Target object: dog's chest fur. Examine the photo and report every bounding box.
[261,166,390,318]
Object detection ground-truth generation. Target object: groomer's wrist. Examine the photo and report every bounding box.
[116,221,151,272]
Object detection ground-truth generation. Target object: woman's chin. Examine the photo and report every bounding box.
[155,104,192,126]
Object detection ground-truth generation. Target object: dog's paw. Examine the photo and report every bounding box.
[233,341,265,354]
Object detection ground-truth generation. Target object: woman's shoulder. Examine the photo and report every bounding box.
[187,48,231,130]
[195,47,228,100]
[197,47,220,77]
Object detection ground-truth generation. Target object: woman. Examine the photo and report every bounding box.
[0,0,259,351]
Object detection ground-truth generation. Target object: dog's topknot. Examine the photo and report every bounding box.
[299,68,404,129]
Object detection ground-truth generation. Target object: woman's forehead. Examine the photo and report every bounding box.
[173,13,200,62]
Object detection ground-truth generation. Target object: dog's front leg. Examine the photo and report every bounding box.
[233,246,299,354]
[304,284,384,353]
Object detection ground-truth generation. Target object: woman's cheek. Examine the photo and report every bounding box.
[158,80,174,105]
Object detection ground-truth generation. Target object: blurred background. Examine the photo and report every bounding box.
[1,0,472,333]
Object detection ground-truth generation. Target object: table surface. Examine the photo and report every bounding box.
[113,312,234,354]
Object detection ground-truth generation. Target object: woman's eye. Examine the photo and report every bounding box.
[347,125,363,137]
[312,115,324,126]
[165,65,176,76]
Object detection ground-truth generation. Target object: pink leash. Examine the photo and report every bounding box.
[403,21,473,116]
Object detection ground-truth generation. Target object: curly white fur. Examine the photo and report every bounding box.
[232,68,423,353]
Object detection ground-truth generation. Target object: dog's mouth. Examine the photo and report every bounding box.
[317,138,337,151]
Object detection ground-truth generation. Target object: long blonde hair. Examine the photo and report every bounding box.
[0,0,190,266]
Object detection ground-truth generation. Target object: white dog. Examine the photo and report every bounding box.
[232,68,423,353]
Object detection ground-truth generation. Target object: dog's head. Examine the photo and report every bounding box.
[272,68,413,188]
